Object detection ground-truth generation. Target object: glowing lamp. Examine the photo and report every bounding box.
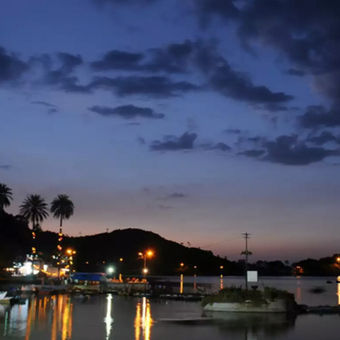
[107,266,115,275]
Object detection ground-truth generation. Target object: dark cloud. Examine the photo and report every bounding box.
[37,52,88,93]
[241,134,339,165]
[150,132,197,151]
[299,105,340,128]
[89,104,164,119]
[0,47,28,83]
[154,40,293,108]
[91,50,144,71]
[210,62,293,108]
[58,53,83,71]
[145,40,194,73]
[307,131,339,145]
[193,1,340,110]
[90,40,290,108]
[264,135,338,165]
[91,41,194,73]
[235,1,340,74]
[45,53,82,84]
[89,76,199,97]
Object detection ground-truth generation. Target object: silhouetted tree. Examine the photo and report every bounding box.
[20,194,49,230]
[0,183,13,212]
[50,194,74,228]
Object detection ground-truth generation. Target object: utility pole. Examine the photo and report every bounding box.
[241,232,252,290]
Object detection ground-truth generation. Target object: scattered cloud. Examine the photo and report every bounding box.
[91,50,144,71]
[90,40,291,108]
[150,132,197,151]
[209,61,293,109]
[240,134,339,165]
[89,75,199,97]
[31,101,59,114]
[89,104,164,119]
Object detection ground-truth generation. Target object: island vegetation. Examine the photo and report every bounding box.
[201,287,296,307]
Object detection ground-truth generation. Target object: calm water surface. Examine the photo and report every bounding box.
[1,277,340,340]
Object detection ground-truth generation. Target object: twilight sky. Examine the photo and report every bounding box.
[2,0,340,261]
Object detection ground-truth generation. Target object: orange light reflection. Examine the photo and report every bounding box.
[134,297,153,340]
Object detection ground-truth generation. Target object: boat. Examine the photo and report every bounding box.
[0,291,12,305]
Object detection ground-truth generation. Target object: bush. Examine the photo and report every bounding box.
[201,286,295,307]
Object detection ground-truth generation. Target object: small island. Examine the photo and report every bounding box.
[202,287,297,313]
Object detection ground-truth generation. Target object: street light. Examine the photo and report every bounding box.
[107,266,115,275]
[139,250,154,275]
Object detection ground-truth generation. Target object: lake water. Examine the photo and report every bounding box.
[1,276,340,340]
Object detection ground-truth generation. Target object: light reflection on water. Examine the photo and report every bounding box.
[2,295,73,340]
[105,294,113,340]
[1,278,340,339]
[134,297,153,340]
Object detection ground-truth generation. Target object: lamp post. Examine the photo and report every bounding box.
[138,250,154,277]
[119,257,124,282]
[179,262,185,294]
[139,250,154,294]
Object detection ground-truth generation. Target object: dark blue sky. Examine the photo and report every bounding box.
[2,0,340,260]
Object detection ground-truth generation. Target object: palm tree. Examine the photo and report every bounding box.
[20,194,49,230]
[50,194,74,228]
[0,183,13,212]
[50,194,74,278]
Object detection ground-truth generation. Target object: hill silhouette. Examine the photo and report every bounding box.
[0,211,236,275]
[6,211,333,276]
